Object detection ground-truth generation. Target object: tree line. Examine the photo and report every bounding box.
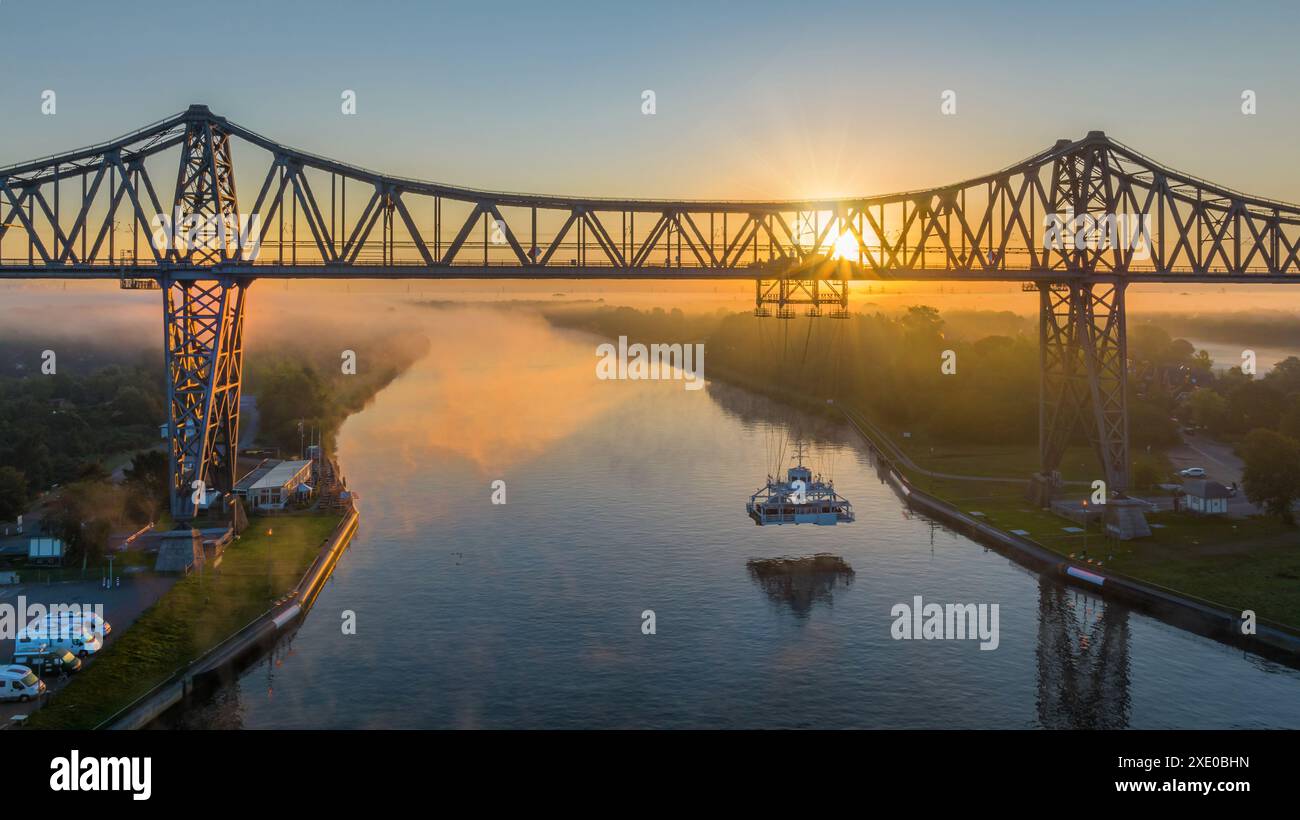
[544,304,1300,521]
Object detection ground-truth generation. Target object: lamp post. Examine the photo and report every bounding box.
[1082,499,1089,555]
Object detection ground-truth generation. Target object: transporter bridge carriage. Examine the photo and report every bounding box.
[747,443,854,526]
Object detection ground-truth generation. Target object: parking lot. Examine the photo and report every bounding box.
[0,574,176,727]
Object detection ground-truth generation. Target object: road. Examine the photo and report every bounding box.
[847,405,1269,518]
[1167,433,1244,485]
[0,574,176,727]
[1164,431,1261,516]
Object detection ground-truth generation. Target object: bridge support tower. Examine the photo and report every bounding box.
[164,277,247,520]
[1029,280,1129,506]
[1030,132,1131,507]
[164,106,250,520]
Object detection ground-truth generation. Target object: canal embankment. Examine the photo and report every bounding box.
[18,507,358,729]
[101,505,359,730]
[840,407,1300,663]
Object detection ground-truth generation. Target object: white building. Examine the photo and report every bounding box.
[28,537,64,565]
[233,460,313,511]
[1183,480,1231,515]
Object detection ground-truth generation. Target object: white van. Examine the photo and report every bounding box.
[0,664,46,702]
[17,625,103,658]
[37,610,110,639]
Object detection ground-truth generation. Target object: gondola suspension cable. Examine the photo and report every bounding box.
[828,315,846,483]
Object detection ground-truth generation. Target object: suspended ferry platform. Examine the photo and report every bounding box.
[747,444,854,526]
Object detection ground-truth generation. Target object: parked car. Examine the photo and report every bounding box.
[12,643,82,676]
[1179,467,1206,478]
[0,665,46,702]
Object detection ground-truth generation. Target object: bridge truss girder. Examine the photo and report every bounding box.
[7,109,1300,281]
[8,105,1300,518]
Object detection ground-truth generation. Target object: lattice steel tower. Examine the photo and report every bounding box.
[163,106,248,520]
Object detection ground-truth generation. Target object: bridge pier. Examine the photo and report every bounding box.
[164,277,247,520]
[1030,280,1129,506]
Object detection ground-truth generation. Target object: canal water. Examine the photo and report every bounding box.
[182,305,1300,729]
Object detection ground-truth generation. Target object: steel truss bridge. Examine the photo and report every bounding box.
[5,104,1300,518]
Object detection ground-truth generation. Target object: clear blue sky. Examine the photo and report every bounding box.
[2,0,1298,203]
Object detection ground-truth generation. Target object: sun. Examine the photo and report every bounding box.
[831,229,860,260]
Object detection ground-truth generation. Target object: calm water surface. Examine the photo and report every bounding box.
[183,307,1300,729]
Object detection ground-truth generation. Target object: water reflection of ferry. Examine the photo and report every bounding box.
[747,444,854,526]
[746,554,856,616]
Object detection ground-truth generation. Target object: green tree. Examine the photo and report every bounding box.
[1280,394,1300,441]
[1240,429,1300,523]
[1266,356,1300,395]
[1130,454,1165,491]
[1129,324,1174,363]
[900,305,944,340]
[1186,388,1229,433]
[0,466,28,522]
[124,449,167,498]
[1167,338,1195,363]
[1227,381,1286,433]
[123,449,168,524]
[1130,401,1180,449]
[47,481,127,565]
[50,494,102,565]
[255,362,331,454]
[111,384,163,423]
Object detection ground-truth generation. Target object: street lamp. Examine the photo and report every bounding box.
[1081,499,1089,555]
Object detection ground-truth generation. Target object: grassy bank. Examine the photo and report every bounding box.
[26,511,341,730]
[881,450,1300,630]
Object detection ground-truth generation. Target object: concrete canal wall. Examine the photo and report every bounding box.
[843,411,1300,663]
[104,506,360,730]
